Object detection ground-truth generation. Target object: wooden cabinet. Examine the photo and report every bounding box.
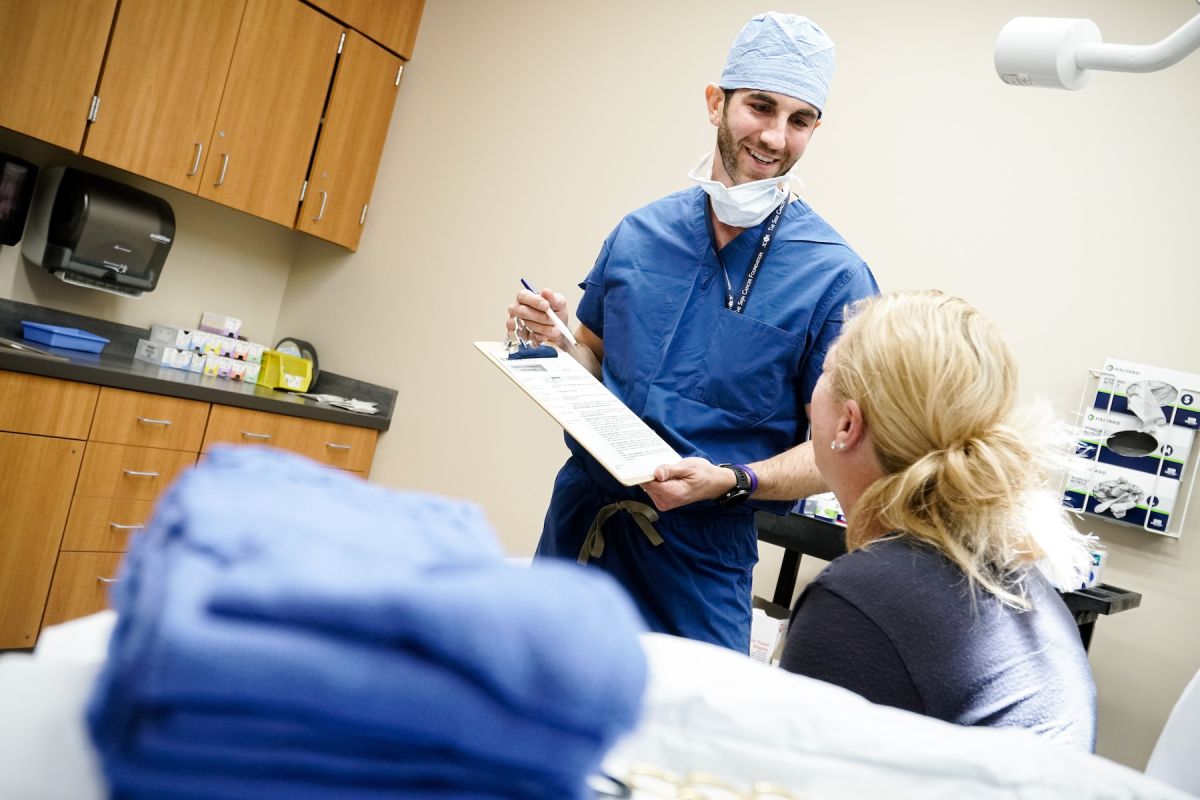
[309,0,426,59]
[0,368,379,644]
[82,0,246,193]
[76,443,198,501]
[5,0,424,249]
[0,0,117,150]
[0,365,99,441]
[40,554,125,628]
[203,405,377,472]
[89,387,211,452]
[0,434,86,648]
[0,370,95,650]
[61,497,157,552]
[43,386,205,637]
[41,552,125,628]
[297,30,402,250]
[198,0,343,227]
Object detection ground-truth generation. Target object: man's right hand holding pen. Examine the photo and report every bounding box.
[507,281,604,378]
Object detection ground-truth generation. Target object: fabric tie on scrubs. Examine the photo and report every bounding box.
[87,446,647,800]
[579,500,664,564]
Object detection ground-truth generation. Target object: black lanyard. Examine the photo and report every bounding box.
[707,201,786,315]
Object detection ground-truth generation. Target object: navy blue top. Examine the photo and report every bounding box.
[780,536,1097,751]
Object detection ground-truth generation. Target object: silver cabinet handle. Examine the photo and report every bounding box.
[313,190,328,221]
[187,142,203,176]
[241,431,271,440]
[136,416,173,426]
[325,442,352,450]
[122,469,160,478]
[97,576,121,584]
[214,153,230,186]
[109,523,145,531]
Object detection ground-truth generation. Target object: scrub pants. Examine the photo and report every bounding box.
[535,457,757,652]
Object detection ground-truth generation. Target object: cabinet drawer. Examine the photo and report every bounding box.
[42,551,125,628]
[204,405,377,472]
[90,387,210,451]
[0,370,98,439]
[289,417,378,472]
[76,442,197,500]
[62,496,157,551]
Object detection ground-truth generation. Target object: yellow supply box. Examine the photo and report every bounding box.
[258,350,313,392]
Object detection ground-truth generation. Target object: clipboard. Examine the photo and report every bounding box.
[474,341,681,486]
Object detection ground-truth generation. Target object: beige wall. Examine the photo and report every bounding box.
[0,130,296,344]
[278,0,1200,769]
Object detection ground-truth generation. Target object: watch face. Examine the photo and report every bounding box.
[717,487,750,508]
[716,464,751,507]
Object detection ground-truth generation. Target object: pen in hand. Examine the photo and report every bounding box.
[520,278,578,346]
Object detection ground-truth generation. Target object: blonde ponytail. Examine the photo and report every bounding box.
[834,291,1091,608]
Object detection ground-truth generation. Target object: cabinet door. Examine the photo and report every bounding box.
[0,433,84,648]
[199,0,342,227]
[0,0,117,151]
[82,0,246,193]
[0,371,98,440]
[309,0,425,59]
[41,551,125,628]
[297,31,401,250]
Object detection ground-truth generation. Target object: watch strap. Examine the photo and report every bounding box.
[716,463,754,507]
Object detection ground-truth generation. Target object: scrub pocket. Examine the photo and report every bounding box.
[679,309,803,423]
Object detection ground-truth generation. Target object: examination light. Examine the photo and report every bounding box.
[995,10,1200,89]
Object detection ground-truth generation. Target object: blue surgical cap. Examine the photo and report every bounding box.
[718,12,835,114]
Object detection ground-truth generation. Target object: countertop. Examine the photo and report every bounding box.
[0,298,396,432]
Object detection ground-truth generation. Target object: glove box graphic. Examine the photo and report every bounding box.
[1064,358,1200,538]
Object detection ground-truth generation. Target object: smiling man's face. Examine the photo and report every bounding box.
[707,87,821,187]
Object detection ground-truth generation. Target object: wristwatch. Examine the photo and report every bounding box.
[716,463,755,508]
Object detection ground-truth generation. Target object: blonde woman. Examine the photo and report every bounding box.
[779,290,1097,751]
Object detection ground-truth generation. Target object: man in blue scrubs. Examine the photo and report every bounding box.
[508,12,878,651]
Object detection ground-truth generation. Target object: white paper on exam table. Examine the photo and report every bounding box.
[474,341,681,486]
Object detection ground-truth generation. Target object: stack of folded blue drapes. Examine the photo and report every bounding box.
[87,446,647,799]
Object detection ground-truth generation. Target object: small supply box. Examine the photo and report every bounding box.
[198,311,242,339]
[258,349,313,392]
[21,321,109,353]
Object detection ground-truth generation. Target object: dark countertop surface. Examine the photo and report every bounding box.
[0,298,396,432]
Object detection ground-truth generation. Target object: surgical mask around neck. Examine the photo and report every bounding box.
[688,151,795,228]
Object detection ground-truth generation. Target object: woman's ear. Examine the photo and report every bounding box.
[840,399,868,451]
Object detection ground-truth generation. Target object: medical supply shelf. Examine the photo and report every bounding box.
[0,297,398,651]
[1064,364,1200,539]
[0,297,396,431]
[755,511,1141,653]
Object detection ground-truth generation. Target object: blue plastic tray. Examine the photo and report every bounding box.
[21,321,109,354]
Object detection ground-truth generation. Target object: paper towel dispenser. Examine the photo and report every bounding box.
[22,166,174,298]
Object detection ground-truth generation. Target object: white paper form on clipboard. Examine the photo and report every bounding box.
[474,341,681,486]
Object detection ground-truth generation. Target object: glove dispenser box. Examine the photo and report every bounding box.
[0,153,38,246]
[22,166,174,298]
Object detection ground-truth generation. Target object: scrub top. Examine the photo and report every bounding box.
[536,186,878,650]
